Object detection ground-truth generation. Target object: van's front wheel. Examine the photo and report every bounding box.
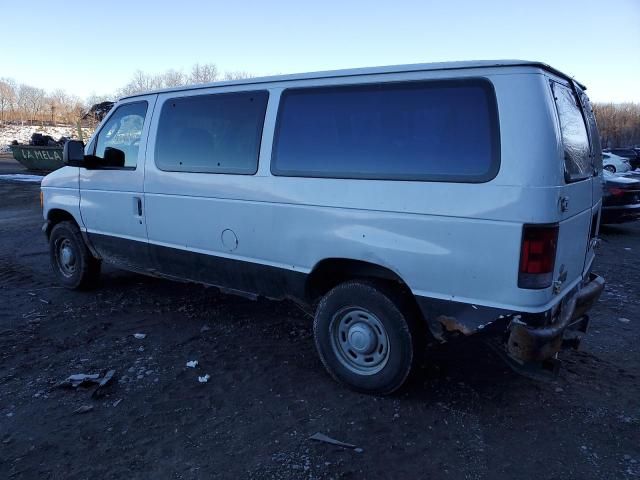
[49,221,101,290]
[313,281,416,395]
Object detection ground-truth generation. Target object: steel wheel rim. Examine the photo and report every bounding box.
[55,238,77,277]
[329,307,390,375]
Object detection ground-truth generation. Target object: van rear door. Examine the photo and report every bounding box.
[576,85,602,275]
[550,80,598,296]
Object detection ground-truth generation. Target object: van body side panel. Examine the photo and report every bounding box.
[136,69,599,319]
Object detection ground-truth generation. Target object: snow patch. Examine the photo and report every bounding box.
[0,124,93,148]
[0,174,44,183]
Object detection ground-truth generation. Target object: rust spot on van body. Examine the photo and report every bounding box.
[436,315,477,337]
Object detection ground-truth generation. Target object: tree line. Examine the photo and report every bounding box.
[0,63,252,127]
[1,65,639,148]
[0,79,93,126]
[593,103,640,148]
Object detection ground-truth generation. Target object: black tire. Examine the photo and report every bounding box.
[604,165,616,173]
[49,221,101,290]
[313,280,417,395]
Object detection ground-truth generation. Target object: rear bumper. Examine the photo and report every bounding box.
[505,273,605,363]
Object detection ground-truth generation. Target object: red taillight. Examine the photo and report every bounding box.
[518,224,559,289]
[609,187,625,196]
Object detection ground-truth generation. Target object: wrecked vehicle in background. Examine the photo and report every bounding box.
[41,60,604,394]
[601,170,640,224]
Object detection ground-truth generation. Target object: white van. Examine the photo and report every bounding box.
[42,60,605,394]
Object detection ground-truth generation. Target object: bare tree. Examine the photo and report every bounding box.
[594,103,640,148]
[189,63,219,84]
[222,71,253,81]
[116,70,162,97]
[25,86,46,126]
[0,78,17,124]
[0,62,256,128]
[46,88,70,124]
[161,69,186,87]
[16,84,32,124]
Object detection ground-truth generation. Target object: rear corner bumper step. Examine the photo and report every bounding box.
[506,273,604,363]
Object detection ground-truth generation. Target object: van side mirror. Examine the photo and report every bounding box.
[63,140,85,167]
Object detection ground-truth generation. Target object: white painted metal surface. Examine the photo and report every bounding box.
[79,94,157,243]
[42,61,600,314]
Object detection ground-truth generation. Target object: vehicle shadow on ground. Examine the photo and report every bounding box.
[94,267,529,402]
[599,224,636,236]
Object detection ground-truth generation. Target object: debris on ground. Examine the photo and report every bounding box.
[198,374,210,383]
[112,399,122,407]
[92,369,116,398]
[309,432,364,453]
[619,318,631,323]
[133,333,146,339]
[60,373,100,388]
[58,369,116,398]
[73,405,94,414]
[186,360,198,368]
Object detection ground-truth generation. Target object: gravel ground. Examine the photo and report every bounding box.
[0,166,638,479]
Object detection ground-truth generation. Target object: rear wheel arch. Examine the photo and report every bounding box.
[306,258,418,307]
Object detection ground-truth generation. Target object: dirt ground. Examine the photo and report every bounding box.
[0,159,638,479]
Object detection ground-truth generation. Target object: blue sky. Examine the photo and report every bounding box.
[2,0,639,102]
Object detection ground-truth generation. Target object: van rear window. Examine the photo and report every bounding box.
[271,80,500,182]
[155,91,268,175]
[552,82,592,181]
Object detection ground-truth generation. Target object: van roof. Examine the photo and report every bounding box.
[120,60,585,100]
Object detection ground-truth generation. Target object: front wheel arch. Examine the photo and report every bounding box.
[48,221,101,290]
[45,209,79,239]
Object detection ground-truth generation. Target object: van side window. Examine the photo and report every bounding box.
[552,82,591,181]
[94,102,148,169]
[271,80,500,182]
[155,91,269,174]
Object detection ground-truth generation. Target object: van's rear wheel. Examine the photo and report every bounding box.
[49,221,101,290]
[313,281,416,395]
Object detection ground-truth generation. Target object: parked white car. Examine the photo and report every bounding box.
[42,60,605,394]
[603,152,631,173]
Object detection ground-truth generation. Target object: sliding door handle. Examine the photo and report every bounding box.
[134,197,143,217]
